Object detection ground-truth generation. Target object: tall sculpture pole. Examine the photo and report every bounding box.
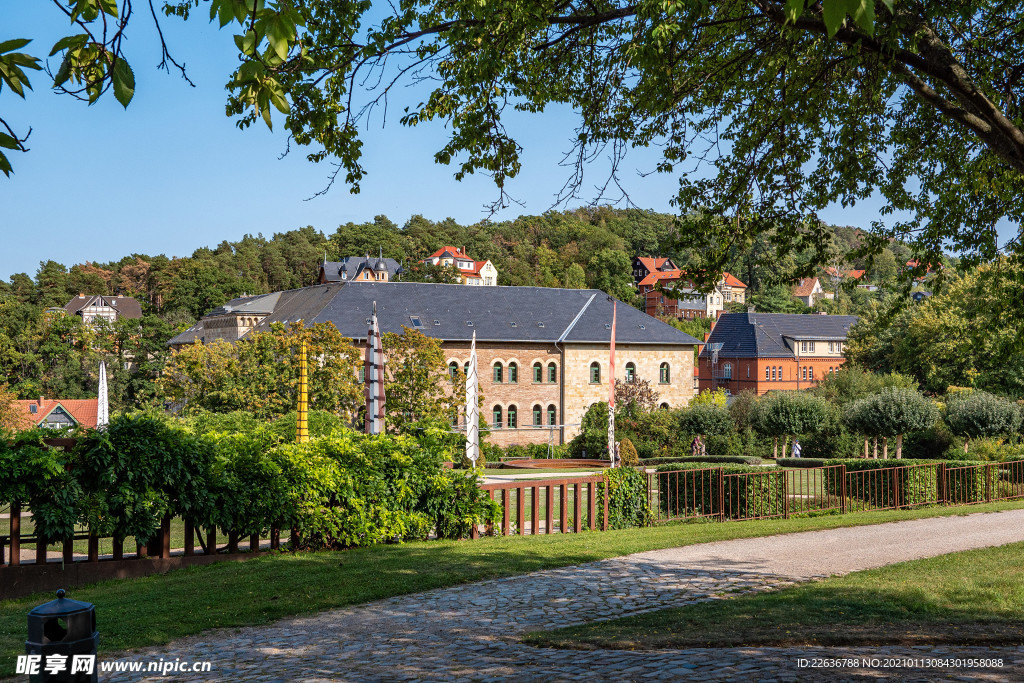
[297,340,309,443]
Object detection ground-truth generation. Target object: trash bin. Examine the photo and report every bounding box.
[25,589,98,682]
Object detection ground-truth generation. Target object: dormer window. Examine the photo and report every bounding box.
[537,322,545,328]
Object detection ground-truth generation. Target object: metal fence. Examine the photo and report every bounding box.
[652,460,1024,523]
[478,475,609,536]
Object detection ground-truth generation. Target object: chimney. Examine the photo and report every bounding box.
[709,317,717,332]
[747,306,755,313]
[79,293,84,298]
[38,396,44,406]
[703,332,711,342]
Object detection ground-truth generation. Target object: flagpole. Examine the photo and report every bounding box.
[608,298,617,467]
[466,331,479,467]
[365,301,386,434]
[97,361,109,429]
[297,340,309,443]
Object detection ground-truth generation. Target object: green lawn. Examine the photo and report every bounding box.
[526,541,1024,650]
[2,500,1023,676]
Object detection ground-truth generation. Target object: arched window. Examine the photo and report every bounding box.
[659,402,670,410]
[802,366,807,381]
[493,362,503,383]
[771,366,776,381]
[464,361,470,376]
[492,405,503,429]
[508,405,518,429]
[359,366,365,384]
[625,362,636,383]
[548,362,557,383]
[589,362,601,384]
[508,362,518,384]
[660,362,670,384]
[448,361,459,379]
[809,366,814,381]
[765,366,770,381]
[533,405,542,426]
[533,362,542,383]
[547,404,557,426]
[723,363,732,379]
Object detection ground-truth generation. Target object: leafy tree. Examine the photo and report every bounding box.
[0,383,19,430]
[614,377,660,415]
[676,404,733,442]
[813,365,918,407]
[847,387,938,459]
[752,391,829,457]
[846,261,1024,397]
[946,390,1022,454]
[562,263,586,289]
[691,388,728,409]
[381,327,464,432]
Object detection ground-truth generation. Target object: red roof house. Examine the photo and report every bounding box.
[12,397,99,430]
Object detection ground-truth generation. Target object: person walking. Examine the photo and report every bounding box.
[792,438,802,458]
[691,434,701,457]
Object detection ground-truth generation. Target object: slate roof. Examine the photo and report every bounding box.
[249,282,701,346]
[699,312,859,359]
[320,256,404,282]
[167,320,206,347]
[64,294,143,319]
[206,292,281,317]
[13,398,99,429]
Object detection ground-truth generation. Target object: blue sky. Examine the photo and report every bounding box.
[0,5,1013,281]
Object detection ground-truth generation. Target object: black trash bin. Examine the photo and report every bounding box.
[25,589,98,682]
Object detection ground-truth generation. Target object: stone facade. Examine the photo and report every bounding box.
[440,340,696,446]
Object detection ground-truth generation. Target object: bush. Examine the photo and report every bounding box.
[0,429,82,542]
[618,438,639,467]
[598,466,652,529]
[652,463,784,519]
[422,469,501,539]
[947,391,1022,454]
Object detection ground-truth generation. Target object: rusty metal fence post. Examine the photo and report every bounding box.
[717,468,725,521]
[840,465,847,514]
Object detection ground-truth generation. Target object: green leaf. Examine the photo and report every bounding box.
[821,0,847,36]
[234,30,257,55]
[112,58,135,108]
[784,0,805,23]
[0,150,12,177]
[266,18,291,61]
[0,63,26,97]
[261,103,273,130]
[99,0,119,18]
[50,34,89,57]
[0,132,18,150]
[851,0,876,35]
[53,56,72,88]
[0,38,32,54]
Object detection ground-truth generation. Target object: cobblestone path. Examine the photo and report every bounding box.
[104,511,1024,682]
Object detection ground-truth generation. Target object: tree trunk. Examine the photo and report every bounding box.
[873,436,878,459]
[964,438,970,454]
[882,436,889,460]
[864,438,869,458]
[773,436,778,459]
[896,433,903,460]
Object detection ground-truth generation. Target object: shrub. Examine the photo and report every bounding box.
[618,438,640,467]
[947,391,1022,454]
[641,455,762,466]
[422,469,501,539]
[0,429,82,542]
[598,466,652,529]
[677,403,733,439]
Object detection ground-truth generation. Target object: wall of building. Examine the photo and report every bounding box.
[441,341,562,447]
[698,356,848,395]
[562,343,695,442]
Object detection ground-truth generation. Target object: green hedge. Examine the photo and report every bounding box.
[598,467,652,530]
[641,455,763,466]
[652,463,784,520]
[0,414,499,549]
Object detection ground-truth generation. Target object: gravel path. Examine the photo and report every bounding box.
[100,509,1024,682]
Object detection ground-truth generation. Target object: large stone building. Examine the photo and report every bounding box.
[168,292,281,349]
[173,283,700,445]
[697,312,858,395]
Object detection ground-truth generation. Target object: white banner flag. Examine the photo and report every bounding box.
[465,331,479,467]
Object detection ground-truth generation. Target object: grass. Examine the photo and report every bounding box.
[526,541,1024,650]
[1,500,1022,676]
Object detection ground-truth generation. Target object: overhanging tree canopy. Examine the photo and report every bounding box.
[3,1,1022,279]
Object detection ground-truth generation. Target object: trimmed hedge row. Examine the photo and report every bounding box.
[641,455,763,466]
[652,463,784,519]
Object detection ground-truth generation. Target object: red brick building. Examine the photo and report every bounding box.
[697,312,858,395]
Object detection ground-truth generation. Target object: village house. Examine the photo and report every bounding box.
[632,257,745,320]
[12,397,99,430]
[421,246,499,286]
[64,294,142,324]
[171,283,701,445]
[697,312,858,395]
[317,255,405,284]
[791,277,834,307]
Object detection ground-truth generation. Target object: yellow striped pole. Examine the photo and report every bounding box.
[297,340,309,443]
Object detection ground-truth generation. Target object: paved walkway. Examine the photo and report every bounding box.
[104,510,1024,682]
